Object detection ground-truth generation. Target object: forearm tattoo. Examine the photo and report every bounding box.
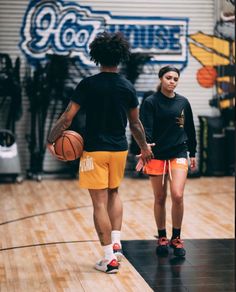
[47,114,71,143]
[65,102,72,113]
[130,120,147,149]
[47,103,73,143]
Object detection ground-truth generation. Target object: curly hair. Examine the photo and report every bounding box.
[89,31,131,66]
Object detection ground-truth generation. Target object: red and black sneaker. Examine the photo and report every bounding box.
[95,258,119,274]
[156,237,169,256]
[170,237,186,257]
[113,243,123,262]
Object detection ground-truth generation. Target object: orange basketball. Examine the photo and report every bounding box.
[197,66,217,88]
[54,130,84,161]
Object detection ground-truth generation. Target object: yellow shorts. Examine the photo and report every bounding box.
[143,157,188,175]
[78,150,128,189]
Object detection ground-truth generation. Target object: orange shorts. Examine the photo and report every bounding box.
[143,158,188,175]
[78,150,128,189]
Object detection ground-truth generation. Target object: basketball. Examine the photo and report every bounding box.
[54,130,84,161]
[197,66,217,88]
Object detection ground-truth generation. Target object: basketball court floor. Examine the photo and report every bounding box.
[0,176,234,291]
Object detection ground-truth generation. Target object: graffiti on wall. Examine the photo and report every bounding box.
[19,0,189,70]
[189,0,235,122]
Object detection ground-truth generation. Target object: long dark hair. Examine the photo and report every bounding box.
[157,65,180,91]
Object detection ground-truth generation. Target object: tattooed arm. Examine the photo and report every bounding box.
[127,107,154,164]
[47,101,80,143]
[47,101,80,159]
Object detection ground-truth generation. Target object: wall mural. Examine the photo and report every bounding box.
[19,0,189,71]
[16,0,235,176]
[18,0,190,177]
[189,0,235,125]
[188,0,235,176]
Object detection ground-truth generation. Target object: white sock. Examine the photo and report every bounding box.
[111,230,121,246]
[103,244,115,262]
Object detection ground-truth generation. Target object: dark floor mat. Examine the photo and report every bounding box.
[122,239,235,292]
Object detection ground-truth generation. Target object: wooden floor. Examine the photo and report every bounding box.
[0,176,234,291]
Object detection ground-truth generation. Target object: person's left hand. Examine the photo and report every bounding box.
[190,157,196,170]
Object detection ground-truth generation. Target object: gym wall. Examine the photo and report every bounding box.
[0,0,233,175]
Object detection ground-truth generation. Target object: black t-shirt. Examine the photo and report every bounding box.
[71,72,139,151]
[140,91,197,159]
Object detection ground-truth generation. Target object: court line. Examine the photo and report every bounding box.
[0,197,153,226]
[0,205,92,226]
[0,189,230,226]
[0,240,99,252]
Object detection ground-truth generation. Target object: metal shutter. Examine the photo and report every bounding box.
[0,0,219,174]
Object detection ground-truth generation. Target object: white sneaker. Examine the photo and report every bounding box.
[113,243,124,262]
[95,258,119,274]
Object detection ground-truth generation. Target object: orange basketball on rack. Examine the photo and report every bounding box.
[54,130,84,161]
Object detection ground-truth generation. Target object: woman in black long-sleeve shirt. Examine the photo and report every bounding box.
[137,65,197,257]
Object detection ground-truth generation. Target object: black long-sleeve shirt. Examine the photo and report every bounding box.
[140,91,197,160]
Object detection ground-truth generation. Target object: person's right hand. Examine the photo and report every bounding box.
[47,143,66,161]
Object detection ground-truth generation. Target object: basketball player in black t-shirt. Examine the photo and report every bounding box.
[137,65,197,257]
[47,31,153,273]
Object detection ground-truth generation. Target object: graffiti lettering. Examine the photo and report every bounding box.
[20,0,188,66]
[108,25,182,52]
[22,2,101,59]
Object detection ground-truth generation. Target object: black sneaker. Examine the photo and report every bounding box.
[156,237,169,256]
[170,237,186,257]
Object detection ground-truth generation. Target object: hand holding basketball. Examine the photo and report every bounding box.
[48,130,84,161]
[47,143,65,161]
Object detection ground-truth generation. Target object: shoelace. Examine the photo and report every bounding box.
[159,237,169,245]
[172,237,184,248]
[162,160,173,186]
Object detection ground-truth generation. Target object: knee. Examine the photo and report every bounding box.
[108,187,118,197]
[154,193,166,206]
[93,201,106,211]
[171,191,183,205]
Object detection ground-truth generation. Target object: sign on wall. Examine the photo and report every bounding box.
[20,0,189,69]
